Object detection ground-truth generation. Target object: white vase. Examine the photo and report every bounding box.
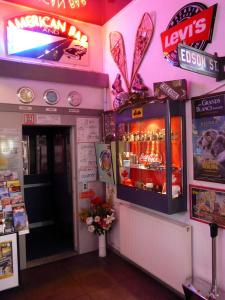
[98,233,106,257]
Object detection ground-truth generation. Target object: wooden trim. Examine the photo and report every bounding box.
[0,102,103,116]
[0,58,109,88]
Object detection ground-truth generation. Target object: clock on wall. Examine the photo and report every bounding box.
[43,89,60,105]
[17,87,35,103]
[67,91,82,107]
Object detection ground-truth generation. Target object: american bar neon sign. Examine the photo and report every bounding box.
[40,0,87,9]
[7,14,88,47]
[6,14,88,63]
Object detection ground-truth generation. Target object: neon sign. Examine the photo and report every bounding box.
[39,0,87,9]
[6,14,88,63]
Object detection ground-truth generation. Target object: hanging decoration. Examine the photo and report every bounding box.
[161,3,217,66]
[109,32,129,91]
[109,12,154,112]
[178,44,225,82]
[130,13,154,89]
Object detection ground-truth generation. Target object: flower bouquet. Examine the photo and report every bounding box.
[79,196,115,257]
[79,196,115,235]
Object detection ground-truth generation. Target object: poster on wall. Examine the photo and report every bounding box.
[77,143,97,170]
[192,92,225,183]
[190,185,225,228]
[6,14,89,67]
[77,118,100,143]
[0,233,19,292]
[95,143,114,184]
[0,130,21,174]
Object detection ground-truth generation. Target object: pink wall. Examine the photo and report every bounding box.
[0,0,103,73]
[0,0,105,109]
[103,0,225,291]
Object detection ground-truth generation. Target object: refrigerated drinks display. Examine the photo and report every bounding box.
[116,100,187,214]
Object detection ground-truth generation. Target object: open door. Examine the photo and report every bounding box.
[23,126,74,262]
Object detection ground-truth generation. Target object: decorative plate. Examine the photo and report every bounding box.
[43,89,59,105]
[67,91,82,107]
[17,87,35,103]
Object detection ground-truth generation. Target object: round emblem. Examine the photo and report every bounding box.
[17,87,35,103]
[67,91,82,107]
[165,2,208,66]
[43,89,59,105]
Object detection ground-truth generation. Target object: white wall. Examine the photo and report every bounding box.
[0,77,105,109]
[103,0,225,292]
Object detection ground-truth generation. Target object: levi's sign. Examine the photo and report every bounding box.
[161,4,217,55]
[178,44,219,78]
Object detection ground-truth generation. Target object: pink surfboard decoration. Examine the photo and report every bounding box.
[130,13,154,89]
[110,31,129,91]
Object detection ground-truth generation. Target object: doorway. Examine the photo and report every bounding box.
[22,126,74,262]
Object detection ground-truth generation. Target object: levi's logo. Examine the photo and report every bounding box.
[161,4,217,54]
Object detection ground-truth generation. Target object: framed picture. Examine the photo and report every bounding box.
[190,185,225,228]
[192,92,225,183]
[95,143,115,184]
[192,93,225,183]
[0,233,19,291]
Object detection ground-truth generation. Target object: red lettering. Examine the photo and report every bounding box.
[161,4,216,54]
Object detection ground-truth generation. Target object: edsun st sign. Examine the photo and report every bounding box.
[161,2,217,66]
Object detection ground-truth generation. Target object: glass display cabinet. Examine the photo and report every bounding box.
[116,100,187,214]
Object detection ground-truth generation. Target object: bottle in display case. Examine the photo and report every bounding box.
[116,100,187,214]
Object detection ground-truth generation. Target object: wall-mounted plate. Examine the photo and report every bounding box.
[17,87,35,103]
[67,91,82,107]
[43,89,59,105]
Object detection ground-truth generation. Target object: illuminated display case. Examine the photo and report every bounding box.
[116,101,187,214]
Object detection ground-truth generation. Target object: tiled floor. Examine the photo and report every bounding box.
[0,251,183,300]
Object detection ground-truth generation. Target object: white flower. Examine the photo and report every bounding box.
[94,216,101,223]
[86,216,93,225]
[88,225,95,233]
[105,214,115,224]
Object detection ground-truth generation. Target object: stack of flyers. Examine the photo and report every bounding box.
[0,181,6,188]
[0,170,18,181]
[13,205,29,234]
[0,188,10,211]
[3,210,14,234]
[0,241,13,279]
[0,212,4,234]
[0,187,9,198]
[10,192,23,206]
[7,180,21,193]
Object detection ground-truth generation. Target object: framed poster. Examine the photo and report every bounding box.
[192,92,225,183]
[77,118,100,143]
[95,143,114,184]
[190,185,225,228]
[0,233,19,291]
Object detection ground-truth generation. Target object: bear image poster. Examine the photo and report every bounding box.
[192,115,225,183]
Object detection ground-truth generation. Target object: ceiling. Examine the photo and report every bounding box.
[3,0,133,25]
